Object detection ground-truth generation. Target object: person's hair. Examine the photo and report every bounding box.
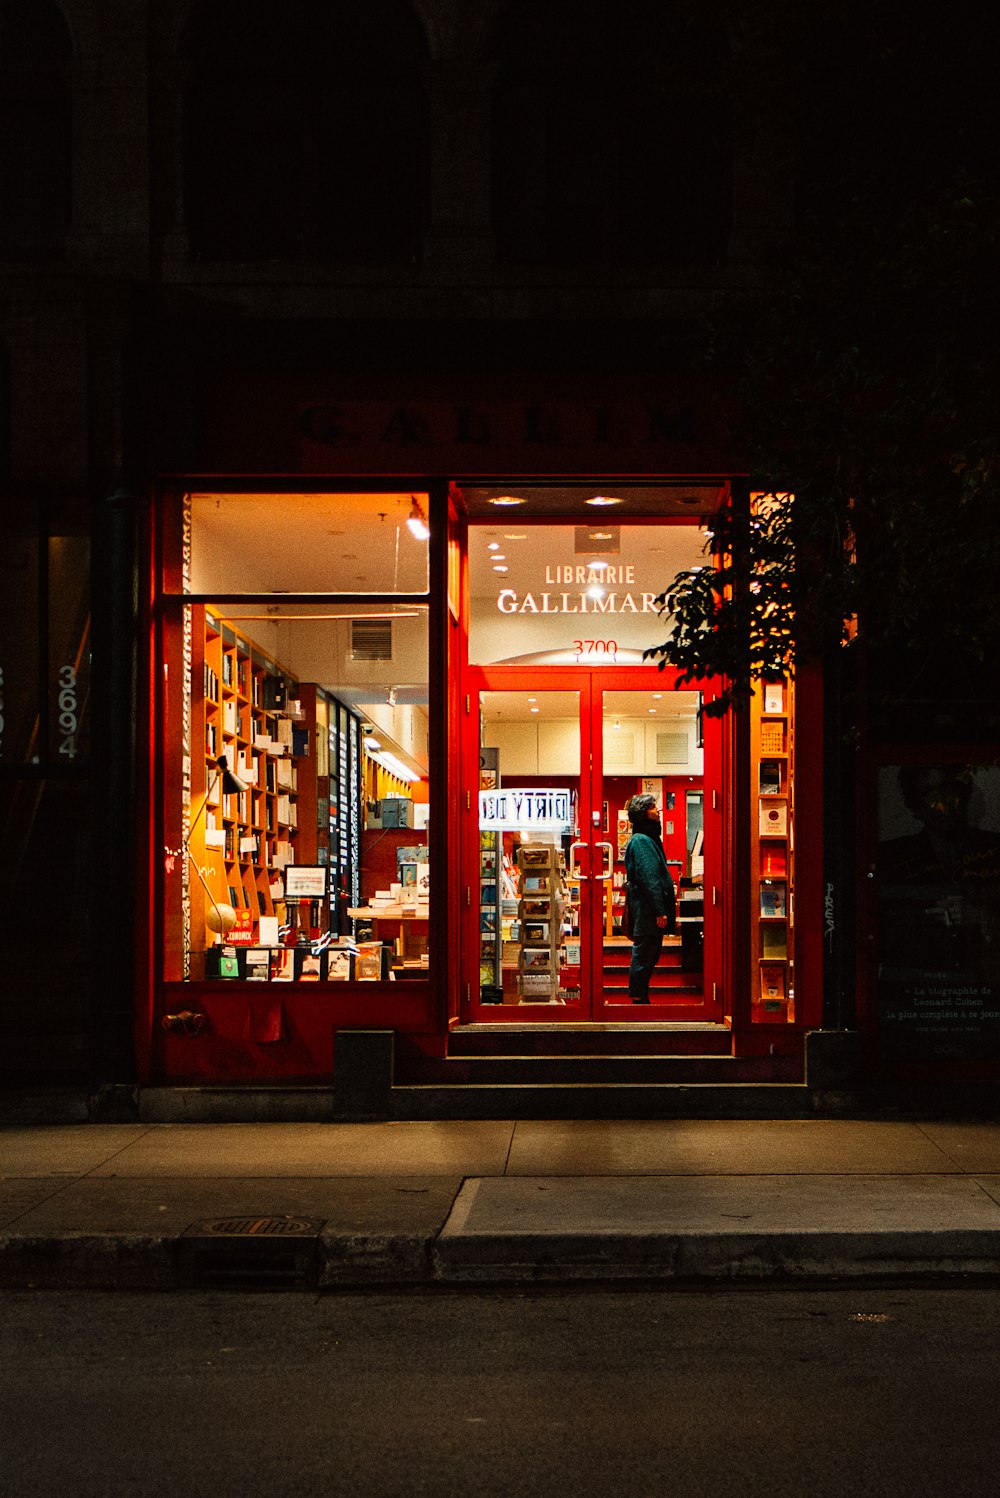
[897,763,973,812]
[627,793,657,827]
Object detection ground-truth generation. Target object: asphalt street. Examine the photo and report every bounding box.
[2,1286,999,1498]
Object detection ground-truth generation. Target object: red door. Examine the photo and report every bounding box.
[464,666,725,1022]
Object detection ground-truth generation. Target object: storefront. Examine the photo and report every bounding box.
[144,403,824,1090]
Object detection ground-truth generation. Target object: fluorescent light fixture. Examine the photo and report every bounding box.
[406,496,430,540]
[503,533,527,540]
[490,496,525,506]
[586,496,622,507]
[372,749,420,783]
[363,735,382,752]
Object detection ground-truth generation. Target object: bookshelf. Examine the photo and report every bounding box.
[189,607,306,972]
[751,677,795,1023]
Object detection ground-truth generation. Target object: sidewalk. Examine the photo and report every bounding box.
[5,1117,1000,1289]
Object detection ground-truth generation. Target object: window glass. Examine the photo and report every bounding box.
[468,521,706,665]
[186,492,429,595]
[166,601,429,983]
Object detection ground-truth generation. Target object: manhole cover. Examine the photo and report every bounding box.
[187,1216,326,1238]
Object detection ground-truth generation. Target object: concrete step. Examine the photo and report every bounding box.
[445,1023,733,1058]
[400,1053,803,1086]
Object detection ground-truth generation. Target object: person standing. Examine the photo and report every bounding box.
[624,792,677,1003]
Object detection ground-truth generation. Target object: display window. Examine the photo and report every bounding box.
[149,476,818,1085]
[159,491,431,992]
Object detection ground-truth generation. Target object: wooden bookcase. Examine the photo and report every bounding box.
[750,677,795,1023]
[188,606,306,973]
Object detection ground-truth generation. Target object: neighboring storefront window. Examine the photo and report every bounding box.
[163,491,430,985]
[467,520,705,664]
[876,762,1000,1059]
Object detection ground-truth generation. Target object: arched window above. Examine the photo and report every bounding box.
[491,0,732,268]
[181,0,431,264]
[0,0,73,261]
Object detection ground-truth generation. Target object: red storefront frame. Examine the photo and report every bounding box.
[137,476,825,1086]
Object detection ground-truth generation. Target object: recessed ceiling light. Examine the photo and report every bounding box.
[590,531,614,540]
[653,693,663,700]
[527,696,537,702]
[648,708,657,714]
[587,584,605,599]
[492,554,506,562]
[490,496,525,507]
[493,564,509,574]
[487,542,500,551]
[503,533,527,540]
[586,496,622,507]
[530,706,540,714]
[587,558,609,570]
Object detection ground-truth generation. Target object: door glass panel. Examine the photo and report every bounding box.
[600,689,705,1006]
[478,691,581,1005]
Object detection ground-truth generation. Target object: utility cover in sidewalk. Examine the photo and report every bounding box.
[180,1215,326,1289]
[189,1215,325,1237]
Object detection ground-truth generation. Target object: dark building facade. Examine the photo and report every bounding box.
[2,0,998,1113]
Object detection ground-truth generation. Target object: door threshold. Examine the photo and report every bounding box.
[455,1020,731,1034]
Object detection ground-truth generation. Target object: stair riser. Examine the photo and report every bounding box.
[400,1057,803,1085]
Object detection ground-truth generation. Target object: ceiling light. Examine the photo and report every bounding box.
[648,708,657,714]
[590,531,614,541]
[587,584,605,599]
[491,554,506,562]
[587,558,609,571]
[586,496,622,507]
[493,564,509,574]
[503,533,527,540]
[530,706,540,714]
[490,496,525,507]
[363,735,382,752]
[371,749,420,783]
[487,542,500,551]
[527,696,537,702]
[653,693,663,700]
[406,496,430,540]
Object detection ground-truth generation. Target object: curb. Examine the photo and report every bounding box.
[4,1225,1000,1291]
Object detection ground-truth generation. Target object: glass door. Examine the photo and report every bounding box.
[591,685,711,1019]
[468,669,719,1021]
[475,685,588,1014]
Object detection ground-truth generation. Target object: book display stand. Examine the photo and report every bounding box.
[751,677,795,1023]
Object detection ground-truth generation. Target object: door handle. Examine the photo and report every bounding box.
[568,841,588,879]
[595,842,614,880]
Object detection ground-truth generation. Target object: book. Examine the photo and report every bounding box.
[760,882,787,918]
[759,799,788,836]
[761,923,788,958]
[759,760,782,795]
[327,949,352,981]
[244,948,270,982]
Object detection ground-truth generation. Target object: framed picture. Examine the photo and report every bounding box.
[284,865,328,900]
[521,946,552,971]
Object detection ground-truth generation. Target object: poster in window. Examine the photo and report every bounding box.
[876,763,1000,1059]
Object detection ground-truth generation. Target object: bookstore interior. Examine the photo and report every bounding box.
[157,484,809,1052]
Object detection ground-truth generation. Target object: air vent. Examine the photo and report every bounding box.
[604,733,636,766]
[351,618,393,661]
[656,731,688,765]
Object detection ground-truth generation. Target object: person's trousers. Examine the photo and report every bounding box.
[628,908,663,1000]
